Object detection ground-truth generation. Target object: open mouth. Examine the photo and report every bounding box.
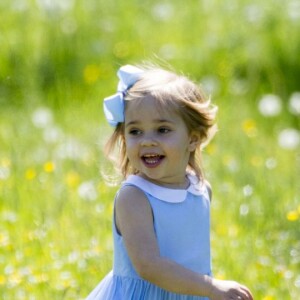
[141,154,165,167]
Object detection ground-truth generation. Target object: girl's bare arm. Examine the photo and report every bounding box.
[115,186,253,300]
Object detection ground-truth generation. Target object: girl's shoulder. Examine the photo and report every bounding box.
[116,181,148,206]
[114,180,154,239]
[115,176,153,214]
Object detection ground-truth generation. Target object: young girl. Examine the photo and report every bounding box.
[87,64,253,300]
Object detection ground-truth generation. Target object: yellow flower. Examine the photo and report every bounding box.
[205,143,216,155]
[228,225,239,237]
[65,171,80,188]
[25,168,36,180]
[44,161,55,173]
[215,224,227,236]
[1,158,11,167]
[242,119,257,138]
[262,296,274,300]
[27,231,36,241]
[0,274,6,285]
[8,272,22,286]
[286,210,299,221]
[84,64,100,84]
[34,273,48,283]
[0,232,9,247]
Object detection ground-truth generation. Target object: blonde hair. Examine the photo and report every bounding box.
[104,65,217,182]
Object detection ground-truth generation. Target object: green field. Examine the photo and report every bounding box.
[0,1,299,299]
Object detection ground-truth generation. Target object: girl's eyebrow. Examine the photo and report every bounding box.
[125,121,139,127]
[125,119,175,127]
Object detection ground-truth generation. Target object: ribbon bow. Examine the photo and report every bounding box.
[103,65,144,127]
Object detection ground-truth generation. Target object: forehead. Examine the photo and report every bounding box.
[125,95,179,120]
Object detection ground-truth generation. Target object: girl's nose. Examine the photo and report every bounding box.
[140,134,158,147]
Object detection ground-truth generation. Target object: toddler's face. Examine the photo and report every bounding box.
[124,95,198,188]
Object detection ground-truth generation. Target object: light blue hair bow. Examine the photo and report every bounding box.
[103,65,144,127]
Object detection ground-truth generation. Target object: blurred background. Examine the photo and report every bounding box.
[0,0,299,299]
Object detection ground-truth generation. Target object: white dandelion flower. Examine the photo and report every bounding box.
[201,76,220,95]
[0,166,10,180]
[152,3,174,21]
[55,137,89,160]
[78,181,98,201]
[243,185,253,197]
[159,44,177,60]
[240,204,249,216]
[244,4,263,23]
[43,126,64,143]
[2,211,17,223]
[258,94,282,117]
[289,92,300,115]
[32,107,53,128]
[288,1,300,20]
[295,275,300,288]
[278,128,300,150]
[265,157,277,170]
[37,0,74,12]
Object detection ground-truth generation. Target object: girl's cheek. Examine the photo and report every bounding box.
[125,142,137,156]
[126,137,139,147]
[125,139,133,148]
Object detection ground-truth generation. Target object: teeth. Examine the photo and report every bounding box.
[145,157,159,164]
[143,154,159,158]
[142,154,162,165]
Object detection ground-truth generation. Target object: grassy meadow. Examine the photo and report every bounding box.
[0,0,299,299]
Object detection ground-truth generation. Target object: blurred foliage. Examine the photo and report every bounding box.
[1,0,300,107]
[0,0,299,299]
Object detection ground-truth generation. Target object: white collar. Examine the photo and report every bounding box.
[123,174,208,203]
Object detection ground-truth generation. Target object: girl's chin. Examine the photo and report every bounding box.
[138,172,162,182]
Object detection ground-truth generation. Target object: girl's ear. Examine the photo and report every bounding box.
[188,131,201,152]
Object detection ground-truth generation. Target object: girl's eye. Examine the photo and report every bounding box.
[129,129,142,136]
[158,127,171,134]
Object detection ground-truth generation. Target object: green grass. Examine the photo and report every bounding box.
[0,0,299,299]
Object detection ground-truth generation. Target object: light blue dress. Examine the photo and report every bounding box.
[86,174,212,300]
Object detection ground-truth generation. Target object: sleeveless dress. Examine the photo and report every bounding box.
[86,174,212,300]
